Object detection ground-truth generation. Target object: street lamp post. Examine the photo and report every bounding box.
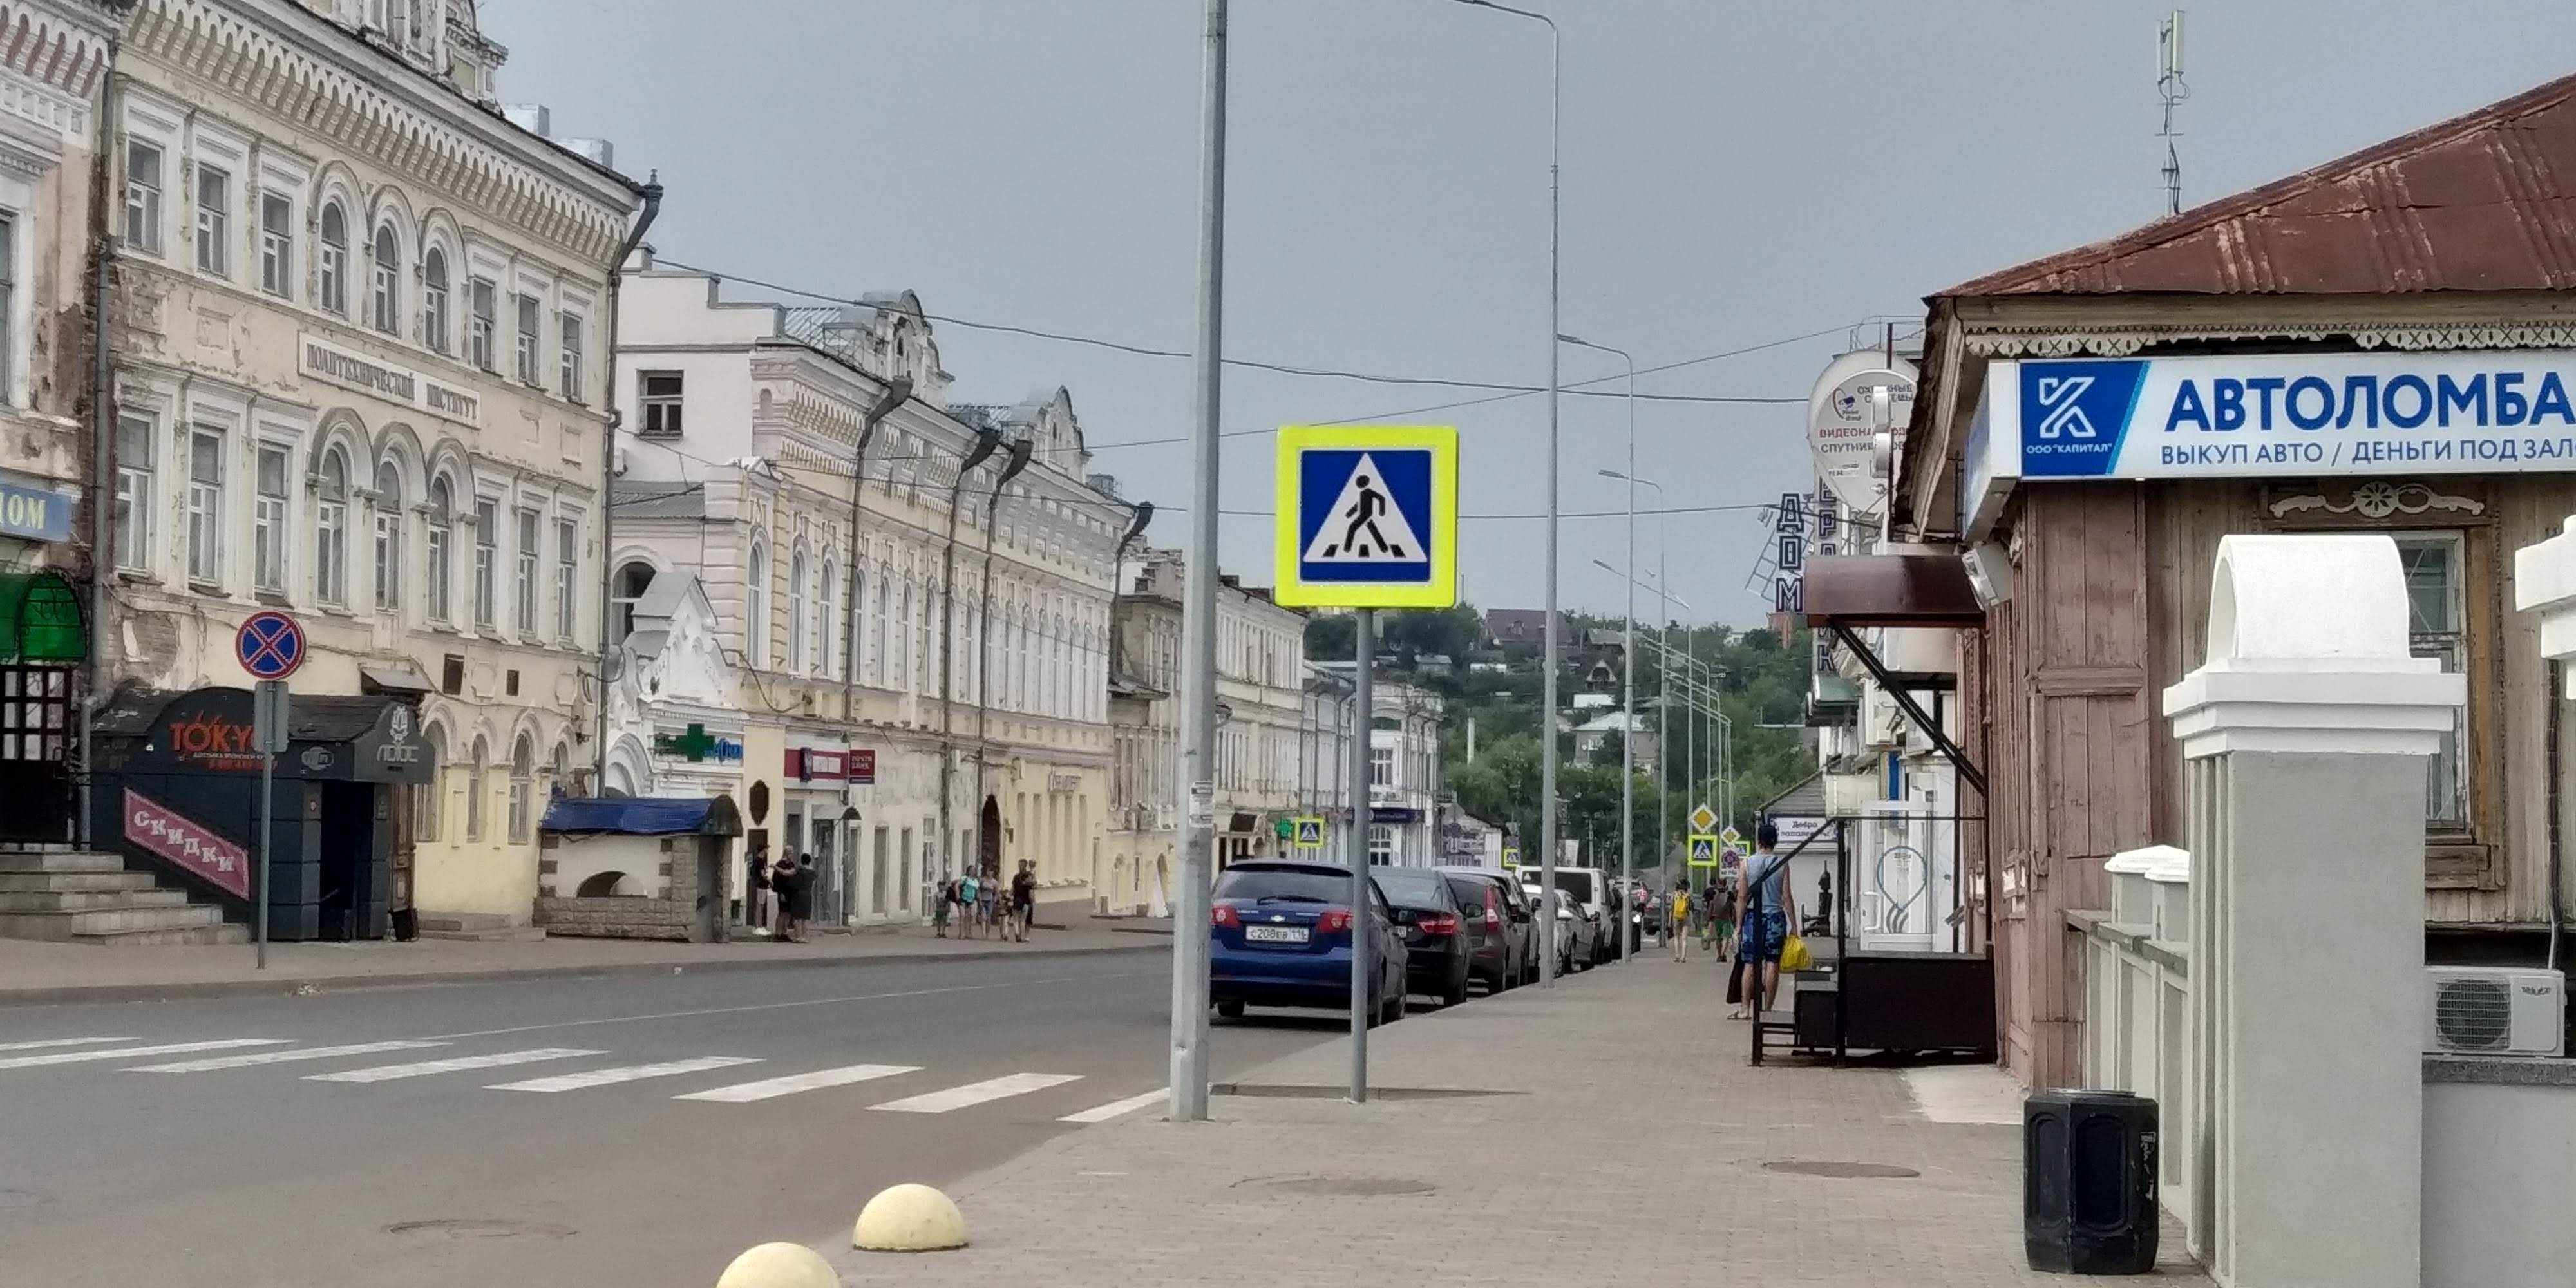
[1449,0,1562,983]
[1564,336,1631,961]
[1172,0,1228,1124]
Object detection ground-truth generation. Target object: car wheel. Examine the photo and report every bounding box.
[1385,990,1407,1024]
[1215,1000,1244,1019]
[1445,966,1471,1008]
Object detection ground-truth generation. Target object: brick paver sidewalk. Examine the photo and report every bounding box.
[0,921,1164,1005]
[830,954,2210,1287]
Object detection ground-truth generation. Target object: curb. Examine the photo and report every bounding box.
[0,940,1166,1009]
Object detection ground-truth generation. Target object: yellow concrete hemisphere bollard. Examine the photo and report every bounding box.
[852,1182,970,1252]
[716,1241,839,1288]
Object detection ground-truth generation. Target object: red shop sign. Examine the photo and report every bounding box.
[124,789,249,898]
[847,749,876,784]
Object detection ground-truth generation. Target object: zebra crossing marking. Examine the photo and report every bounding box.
[305,1047,602,1083]
[674,1063,920,1104]
[869,1072,1083,1114]
[126,1040,448,1073]
[0,1039,287,1072]
[488,1056,761,1094]
[0,1036,137,1054]
[1059,1088,1167,1124]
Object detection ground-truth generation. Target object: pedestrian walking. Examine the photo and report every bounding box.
[1667,883,1692,963]
[1730,821,1799,1019]
[1700,881,1723,951]
[959,870,981,935]
[1011,860,1037,942]
[933,875,955,938]
[977,869,1003,940]
[769,854,804,943]
[1712,881,1738,963]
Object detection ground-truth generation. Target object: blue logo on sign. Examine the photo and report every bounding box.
[2020,359,2149,478]
[1296,448,1435,584]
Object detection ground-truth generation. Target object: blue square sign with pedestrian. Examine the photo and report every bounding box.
[1273,424,1459,609]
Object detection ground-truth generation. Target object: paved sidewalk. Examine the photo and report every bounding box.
[0,922,1160,1006]
[829,954,2210,1287]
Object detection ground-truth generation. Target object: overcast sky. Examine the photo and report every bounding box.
[487,1,2574,626]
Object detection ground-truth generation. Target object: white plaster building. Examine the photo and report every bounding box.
[100,0,644,926]
[1305,662,1444,867]
[612,260,1122,924]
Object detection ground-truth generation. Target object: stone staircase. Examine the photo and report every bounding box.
[0,849,248,946]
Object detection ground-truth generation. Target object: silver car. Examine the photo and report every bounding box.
[1522,885,1599,974]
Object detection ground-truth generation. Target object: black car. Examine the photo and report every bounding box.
[1434,866,1536,993]
[1371,866,1473,1007]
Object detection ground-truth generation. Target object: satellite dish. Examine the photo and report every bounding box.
[1808,350,1918,515]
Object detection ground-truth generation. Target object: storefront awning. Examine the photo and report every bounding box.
[543,795,744,837]
[0,571,83,663]
[1801,554,1982,629]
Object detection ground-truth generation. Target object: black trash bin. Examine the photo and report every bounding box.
[2025,1089,2158,1274]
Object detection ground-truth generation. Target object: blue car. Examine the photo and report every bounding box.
[1209,860,1410,1026]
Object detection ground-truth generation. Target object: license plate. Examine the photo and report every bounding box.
[1244,925,1310,944]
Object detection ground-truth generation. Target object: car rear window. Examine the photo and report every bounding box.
[1213,866,1347,904]
[1372,869,1455,910]
[1551,871,1598,903]
[1444,876,1494,908]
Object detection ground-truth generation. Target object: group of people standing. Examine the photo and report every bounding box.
[743,848,821,943]
[932,860,1039,942]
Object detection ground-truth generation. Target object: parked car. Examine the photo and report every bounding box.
[1434,866,1533,992]
[1371,865,1474,1007]
[1524,885,1598,975]
[1542,866,1617,965]
[1208,860,1408,1026]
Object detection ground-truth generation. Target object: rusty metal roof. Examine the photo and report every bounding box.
[1947,70,2576,297]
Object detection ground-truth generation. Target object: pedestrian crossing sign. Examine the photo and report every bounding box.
[1687,834,1719,868]
[1273,424,1458,608]
[1501,847,1519,869]
[1292,815,1326,850]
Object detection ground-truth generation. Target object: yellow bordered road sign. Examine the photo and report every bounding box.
[1273,425,1459,609]
[1689,804,1718,833]
[1687,834,1719,868]
[1292,815,1326,849]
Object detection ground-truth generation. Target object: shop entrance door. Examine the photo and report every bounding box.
[315,781,381,941]
[0,664,74,844]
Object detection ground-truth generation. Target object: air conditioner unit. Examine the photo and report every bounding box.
[2425,966,2564,1057]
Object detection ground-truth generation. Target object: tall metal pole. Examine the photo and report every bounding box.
[256,748,272,970]
[1170,0,1227,1124]
[1348,609,1376,1101]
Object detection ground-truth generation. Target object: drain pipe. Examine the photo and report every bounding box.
[2549,659,2566,972]
[79,37,121,848]
[591,176,661,790]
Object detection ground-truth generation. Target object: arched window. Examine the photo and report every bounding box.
[895,580,913,694]
[819,557,838,679]
[507,732,536,845]
[422,245,450,354]
[413,721,445,842]
[424,475,453,623]
[746,542,769,668]
[370,223,400,334]
[318,202,348,316]
[786,548,808,674]
[869,571,888,687]
[465,733,489,841]
[612,560,654,643]
[316,446,349,607]
[372,460,402,613]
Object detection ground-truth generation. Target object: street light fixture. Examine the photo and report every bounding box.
[1446,0,1563,985]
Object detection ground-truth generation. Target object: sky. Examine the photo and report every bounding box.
[484,0,2576,626]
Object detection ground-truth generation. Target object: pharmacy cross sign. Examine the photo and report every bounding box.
[233,611,305,681]
[659,724,717,761]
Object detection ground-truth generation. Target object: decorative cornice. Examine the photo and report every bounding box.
[126,0,634,268]
[2268,481,2485,521]
[1964,320,2576,359]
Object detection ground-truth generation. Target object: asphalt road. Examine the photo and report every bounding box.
[0,945,1347,1286]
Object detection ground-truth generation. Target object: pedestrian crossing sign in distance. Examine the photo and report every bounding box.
[1292,815,1326,850]
[1687,834,1719,869]
[1273,424,1457,608]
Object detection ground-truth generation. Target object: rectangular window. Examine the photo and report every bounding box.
[124,140,162,251]
[258,193,292,297]
[1368,824,1394,866]
[113,413,153,573]
[425,511,451,624]
[513,293,541,384]
[374,491,401,613]
[638,371,683,438]
[194,163,229,276]
[558,312,584,402]
[253,444,289,594]
[472,498,497,629]
[554,518,578,641]
[186,429,223,587]
[468,278,496,370]
[2398,533,2469,830]
[515,509,539,637]
[1369,744,1394,788]
[0,212,16,403]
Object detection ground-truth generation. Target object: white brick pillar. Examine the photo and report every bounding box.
[2161,534,2463,1288]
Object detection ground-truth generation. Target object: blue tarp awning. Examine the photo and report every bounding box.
[541,795,743,837]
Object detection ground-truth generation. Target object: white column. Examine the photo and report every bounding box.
[2161,533,2461,1288]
